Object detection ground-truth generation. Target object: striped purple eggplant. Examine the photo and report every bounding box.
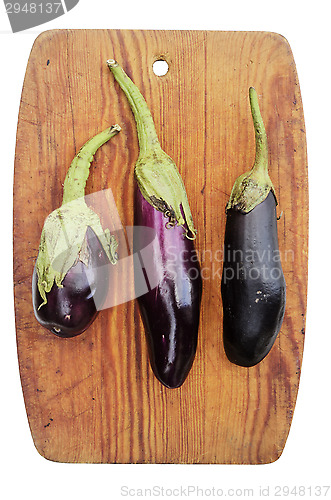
[33,126,120,338]
[221,88,286,366]
[107,59,202,388]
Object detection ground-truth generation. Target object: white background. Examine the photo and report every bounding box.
[1,1,330,498]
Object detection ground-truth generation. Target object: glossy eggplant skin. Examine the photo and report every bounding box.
[134,187,202,388]
[32,227,110,338]
[221,192,286,367]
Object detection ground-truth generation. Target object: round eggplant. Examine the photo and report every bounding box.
[33,126,120,337]
[33,227,110,338]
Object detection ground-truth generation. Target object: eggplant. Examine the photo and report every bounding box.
[107,59,202,388]
[221,88,286,367]
[33,125,121,338]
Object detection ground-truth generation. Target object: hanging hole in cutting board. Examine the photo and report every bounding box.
[153,59,169,76]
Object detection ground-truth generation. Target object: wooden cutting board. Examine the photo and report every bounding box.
[13,30,308,464]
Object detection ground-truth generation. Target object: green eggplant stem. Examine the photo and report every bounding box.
[106,59,197,239]
[62,124,121,205]
[106,60,161,158]
[226,87,276,214]
[249,87,268,174]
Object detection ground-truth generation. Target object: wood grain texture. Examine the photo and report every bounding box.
[13,30,308,464]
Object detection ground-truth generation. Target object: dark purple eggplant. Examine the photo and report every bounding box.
[221,88,286,367]
[32,227,111,337]
[107,59,202,388]
[33,125,120,338]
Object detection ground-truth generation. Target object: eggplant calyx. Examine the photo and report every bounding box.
[36,199,118,309]
[226,87,277,214]
[226,170,276,214]
[135,151,197,238]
